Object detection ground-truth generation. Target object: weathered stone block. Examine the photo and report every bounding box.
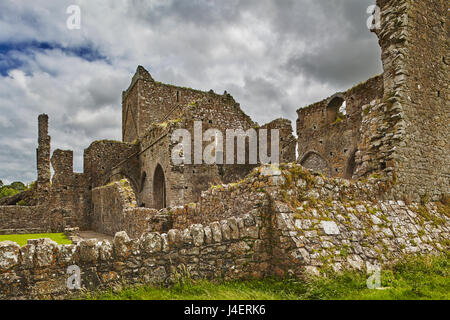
[220,220,231,241]
[79,239,99,264]
[228,217,239,240]
[204,226,212,244]
[210,222,222,243]
[31,238,58,267]
[182,228,193,245]
[20,244,35,268]
[99,241,113,261]
[320,221,340,235]
[161,233,169,252]
[140,232,162,253]
[167,229,183,248]
[0,241,20,272]
[190,224,205,247]
[113,231,132,260]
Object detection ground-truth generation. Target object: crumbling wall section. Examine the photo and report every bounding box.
[354,0,449,202]
[91,180,138,237]
[260,118,297,164]
[0,206,63,235]
[268,164,449,277]
[50,150,90,230]
[387,0,449,201]
[296,75,384,179]
[83,140,140,191]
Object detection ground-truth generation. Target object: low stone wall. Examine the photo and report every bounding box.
[0,206,63,234]
[0,213,269,300]
[122,208,169,239]
[91,180,168,239]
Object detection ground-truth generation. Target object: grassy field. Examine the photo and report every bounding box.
[85,253,449,300]
[0,233,72,246]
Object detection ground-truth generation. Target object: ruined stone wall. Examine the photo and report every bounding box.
[36,114,51,204]
[92,180,138,237]
[353,0,449,201]
[0,164,448,299]
[122,66,233,143]
[121,68,142,143]
[83,140,140,191]
[268,164,449,277]
[50,150,90,230]
[136,93,266,208]
[92,178,172,238]
[122,208,169,239]
[120,66,297,210]
[138,124,186,208]
[261,118,297,164]
[0,206,63,235]
[169,175,270,232]
[296,75,384,179]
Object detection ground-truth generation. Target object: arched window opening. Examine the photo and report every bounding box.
[153,164,166,210]
[326,96,346,124]
[300,151,329,176]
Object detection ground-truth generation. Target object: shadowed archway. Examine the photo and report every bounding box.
[153,164,166,210]
[299,151,330,176]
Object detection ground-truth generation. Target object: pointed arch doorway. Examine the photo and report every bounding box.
[153,164,167,210]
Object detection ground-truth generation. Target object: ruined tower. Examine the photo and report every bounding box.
[36,114,51,204]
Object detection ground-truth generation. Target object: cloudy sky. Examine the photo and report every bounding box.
[0,0,382,184]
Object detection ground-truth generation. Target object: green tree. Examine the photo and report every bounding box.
[10,181,25,191]
[0,187,20,199]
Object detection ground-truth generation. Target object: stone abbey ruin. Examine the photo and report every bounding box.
[0,0,448,299]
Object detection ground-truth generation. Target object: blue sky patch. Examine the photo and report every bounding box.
[0,41,109,76]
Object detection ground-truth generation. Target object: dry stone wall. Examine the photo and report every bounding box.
[0,212,269,300]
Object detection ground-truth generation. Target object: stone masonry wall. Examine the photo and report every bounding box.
[0,164,448,299]
[268,164,449,277]
[92,180,138,237]
[0,212,269,299]
[354,0,449,201]
[0,206,63,235]
[84,140,140,191]
[387,0,449,201]
[36,114,51,205]
[50,150,90,230]
[296,75,384,179]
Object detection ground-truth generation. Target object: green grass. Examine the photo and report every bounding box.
[0,233,72,246]
[84,254,449,300]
